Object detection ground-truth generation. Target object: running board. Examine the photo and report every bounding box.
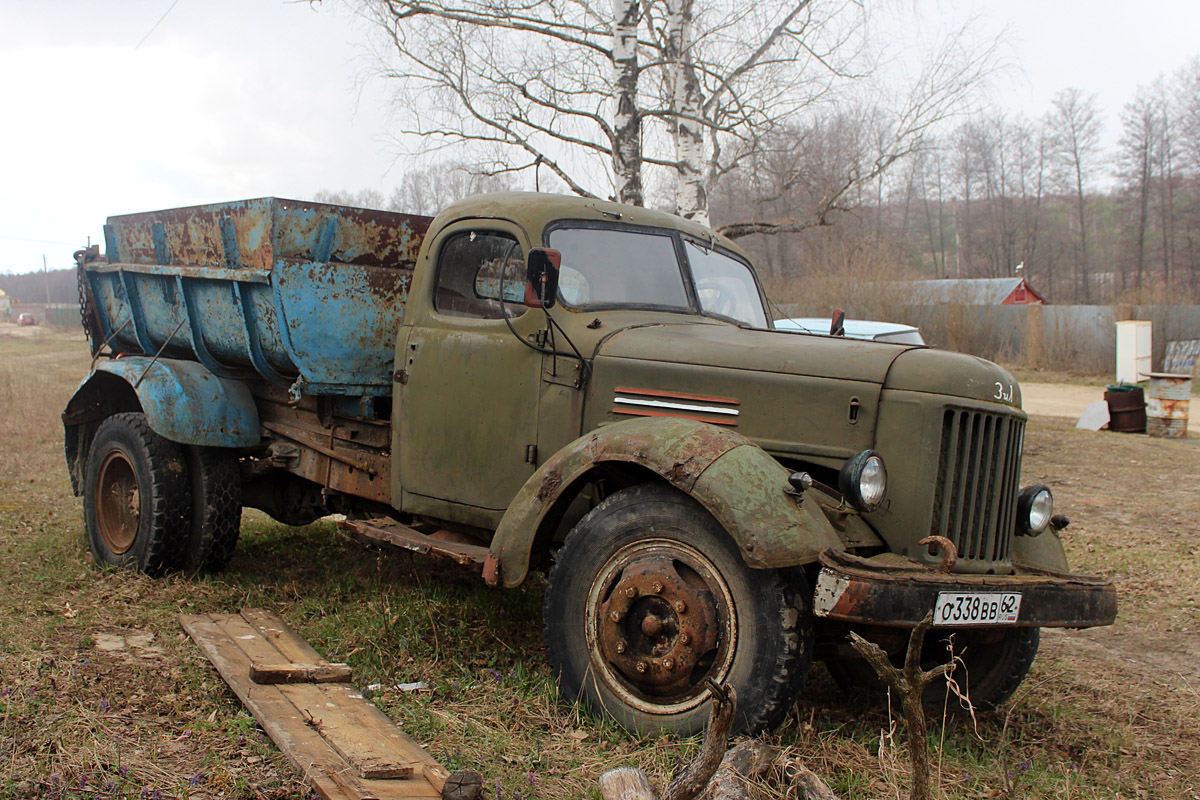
[338,517,500,585]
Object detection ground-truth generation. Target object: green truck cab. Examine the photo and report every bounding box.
[65,192,1116,736]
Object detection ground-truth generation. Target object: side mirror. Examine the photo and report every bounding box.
[830,307,846,337]
[524,248,561,309]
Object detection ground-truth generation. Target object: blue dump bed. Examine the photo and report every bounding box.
[81,198,433,399]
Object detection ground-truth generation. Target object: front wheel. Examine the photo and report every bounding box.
[544,484,812,736]
[83,412,191,576]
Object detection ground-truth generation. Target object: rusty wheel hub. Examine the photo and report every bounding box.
[586,539,735,714]
[97,451,140,554]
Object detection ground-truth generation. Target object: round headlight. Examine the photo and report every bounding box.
[1017,484,1054,535]
[838,450,887,512]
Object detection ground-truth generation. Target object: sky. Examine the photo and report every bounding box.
[1,0,1199,274]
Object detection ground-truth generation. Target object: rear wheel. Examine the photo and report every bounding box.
[827,626,1040,711]
[84,412,190,576]
[181,446,242,572]
[544,484,812,736]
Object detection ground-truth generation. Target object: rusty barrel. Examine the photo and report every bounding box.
[1104,385,1146,433]
[1145,372,1192,438]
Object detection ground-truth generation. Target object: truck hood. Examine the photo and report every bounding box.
[882,347,1023,410]
[585,321,1022,467]
[587,322,915,464]
[594,322,911,383]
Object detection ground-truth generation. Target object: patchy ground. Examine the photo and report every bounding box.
[1021,381,1198,435]
[2,328,1199,799]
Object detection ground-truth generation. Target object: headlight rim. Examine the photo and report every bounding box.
[838,449,887,513]
[1016,483,1054,536]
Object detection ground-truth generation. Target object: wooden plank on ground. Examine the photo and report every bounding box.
[240,608,329,664]
[180,611,445,800]
[250,662,354,684]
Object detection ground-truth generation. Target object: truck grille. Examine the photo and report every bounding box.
[930,408,1024,564]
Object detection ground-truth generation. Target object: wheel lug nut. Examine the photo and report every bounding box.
[610,610,622,622]
[680,633,690,645]
[624,586,638,598]
[673,600,686,613]
[663,658,674,670]
[636,661,647,674]
[615,641,627,654]
[651,582,663,593]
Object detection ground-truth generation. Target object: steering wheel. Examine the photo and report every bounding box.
[699,284,737,319]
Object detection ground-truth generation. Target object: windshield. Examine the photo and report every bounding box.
[547,225,768,327]
[684,241,769,328]
[548,227,690,310]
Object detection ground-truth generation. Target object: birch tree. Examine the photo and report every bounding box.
[348,0,996,229]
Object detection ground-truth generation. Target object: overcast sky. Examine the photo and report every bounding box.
[2,0,1198,274]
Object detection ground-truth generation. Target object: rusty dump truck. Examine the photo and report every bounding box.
[65,193,1116,735]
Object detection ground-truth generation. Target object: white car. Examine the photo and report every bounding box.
[774,316,925,345]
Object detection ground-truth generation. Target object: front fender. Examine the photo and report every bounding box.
[67,357,259,448]
[491,417,846,588]
[1012,529,1070,573]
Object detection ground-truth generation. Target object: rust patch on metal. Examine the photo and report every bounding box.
[665,457,697,483]
[595,555,723,698]
[535,470,563,501]
[482,554,501,587]
[919,535,958,573]
[104,198,432,270]
[813,548,1118,628]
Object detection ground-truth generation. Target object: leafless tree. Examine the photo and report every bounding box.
[1176,57,1200,173]
[1045,88,1104,303]
[344,0,997,231]
[386,161,517,216]
[313,188,388,208]
[1119,84,1165,290]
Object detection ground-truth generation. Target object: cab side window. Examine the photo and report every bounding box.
[435,231,526,319]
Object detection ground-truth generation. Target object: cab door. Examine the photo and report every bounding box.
[396,223,544,524]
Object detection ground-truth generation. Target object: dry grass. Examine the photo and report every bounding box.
[2,326,1199,799]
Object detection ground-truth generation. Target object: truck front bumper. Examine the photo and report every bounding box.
[813,549,1117,629]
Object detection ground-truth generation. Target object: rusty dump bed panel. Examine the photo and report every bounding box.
[84,198,432,396]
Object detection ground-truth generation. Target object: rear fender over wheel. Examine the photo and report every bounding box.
[83,412,191,576]
[544,483,813,736]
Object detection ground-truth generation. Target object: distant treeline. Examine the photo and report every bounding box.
[0,269,78,306]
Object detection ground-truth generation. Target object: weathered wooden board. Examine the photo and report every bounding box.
[249,662,355,684]
[180,610,448,800]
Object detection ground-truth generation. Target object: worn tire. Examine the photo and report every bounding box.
[181,446,242,572]
[544,484,812,736]
[83,412,191,576]
[827,626,1040,712]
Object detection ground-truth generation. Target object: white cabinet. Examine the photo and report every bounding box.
[1115,320,1152,384]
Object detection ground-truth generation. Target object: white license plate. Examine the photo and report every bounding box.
[933,592,1021,626]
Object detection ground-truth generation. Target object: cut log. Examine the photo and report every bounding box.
[700,740,779,800]
[600,767,658,800]
[441,770,484,800]
[783,760,841,800]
